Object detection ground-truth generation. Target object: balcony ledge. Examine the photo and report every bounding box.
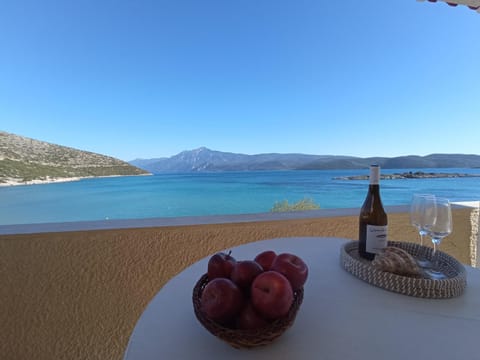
[0,204,478,360]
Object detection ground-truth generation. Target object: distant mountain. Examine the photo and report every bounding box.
[129,157,168,169]
[0,131,149,185]
[130,147,480,173]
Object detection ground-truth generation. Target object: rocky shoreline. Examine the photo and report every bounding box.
[334,171,480,181]
[0,173,152,187]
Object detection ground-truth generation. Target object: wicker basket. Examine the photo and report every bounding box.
[192,274,304,349]
[341,241,467,299]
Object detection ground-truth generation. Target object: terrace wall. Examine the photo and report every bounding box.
[0,206,478,360]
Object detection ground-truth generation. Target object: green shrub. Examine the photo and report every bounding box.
[270,198,320,212]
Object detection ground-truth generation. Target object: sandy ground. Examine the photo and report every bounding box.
[0,209,475,360]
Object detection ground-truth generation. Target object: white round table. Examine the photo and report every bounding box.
[124,237,480,360]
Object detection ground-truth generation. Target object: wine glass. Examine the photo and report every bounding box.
[425,197,452,280]
[410,194,437,268]
[410,194,437,246]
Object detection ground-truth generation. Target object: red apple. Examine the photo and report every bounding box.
[237,302,269,330]
[230,260,263,289]
[207,251,236,280]
[254,250,277,271]
[251,271,293,320]
[200,278,244,324]
[271,253,308,290]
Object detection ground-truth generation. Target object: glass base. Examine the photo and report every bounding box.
[424,268,448,280]
[416,257,432,269]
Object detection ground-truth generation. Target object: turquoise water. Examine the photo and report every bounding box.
[1,168,480,225]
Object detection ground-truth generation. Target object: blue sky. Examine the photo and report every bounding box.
[1,0,479,161]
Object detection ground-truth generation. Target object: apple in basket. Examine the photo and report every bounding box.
[250,271,294,320]
[230,260,264,290]
[207,251,237,280]
[237,301,269,330]
[271,253,308,291]
[254,250,277,271]
[201,278,244,324]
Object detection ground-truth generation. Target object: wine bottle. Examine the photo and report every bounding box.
[358,164,388,260]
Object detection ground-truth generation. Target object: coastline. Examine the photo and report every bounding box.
[0,177,83,187]
[0,173,152,187]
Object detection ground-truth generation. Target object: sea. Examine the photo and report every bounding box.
[1,168,480,226]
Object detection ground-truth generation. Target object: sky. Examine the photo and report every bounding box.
[1,0,479,161]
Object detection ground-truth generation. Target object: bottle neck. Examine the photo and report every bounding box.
[369,165,380,185]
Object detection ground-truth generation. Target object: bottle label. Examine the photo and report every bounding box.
[365,225,388,254]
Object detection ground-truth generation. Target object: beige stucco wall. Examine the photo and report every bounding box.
[0,208,475,360]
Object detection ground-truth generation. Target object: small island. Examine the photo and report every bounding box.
[333,171,480,181]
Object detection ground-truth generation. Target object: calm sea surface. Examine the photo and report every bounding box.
[1,168,480,225]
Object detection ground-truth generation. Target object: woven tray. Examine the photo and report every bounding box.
[340,241,467,299]
[192,274,304,349]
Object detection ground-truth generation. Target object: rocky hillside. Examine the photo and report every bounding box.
[0,131,149,185]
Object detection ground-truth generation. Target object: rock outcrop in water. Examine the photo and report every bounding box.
[333,171,480,180]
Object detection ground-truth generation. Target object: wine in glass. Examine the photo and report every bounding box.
[426,197,452,280]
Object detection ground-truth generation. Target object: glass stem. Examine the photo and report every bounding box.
[419,234,424,246]
[432,239,438,270]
